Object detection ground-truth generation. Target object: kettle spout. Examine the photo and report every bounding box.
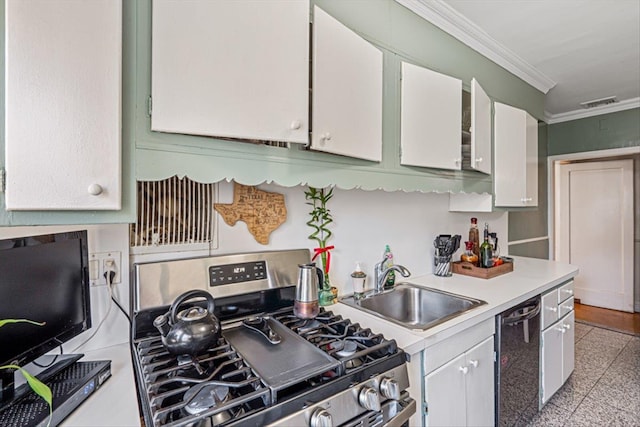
[153,313,171,337]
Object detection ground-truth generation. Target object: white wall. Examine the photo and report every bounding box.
[210,182,507,295]
[2,184,508,352]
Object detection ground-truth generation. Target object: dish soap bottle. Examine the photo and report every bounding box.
[383,245,395,289]
[351,262,367,300]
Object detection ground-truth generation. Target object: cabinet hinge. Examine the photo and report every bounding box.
[147,96,153,117]
[0,168,5,193]
[424,402,428,415]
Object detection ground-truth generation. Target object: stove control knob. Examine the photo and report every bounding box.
[358,386,381,411]
[379,377,400,400]
[310,408,333,427]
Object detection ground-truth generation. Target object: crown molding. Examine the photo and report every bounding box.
[544,97,640,124]
[395,0,556,94]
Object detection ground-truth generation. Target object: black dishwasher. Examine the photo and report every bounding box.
[495,296,541,427]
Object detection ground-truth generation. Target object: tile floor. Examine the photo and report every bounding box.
[520,323,640,426]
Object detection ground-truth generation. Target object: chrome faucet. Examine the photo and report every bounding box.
[374,257,411,294]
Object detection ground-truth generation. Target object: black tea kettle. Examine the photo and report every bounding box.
[153,289,220,356]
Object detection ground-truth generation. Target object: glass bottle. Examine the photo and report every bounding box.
[461,241,479,265]
[479,223,494,268]
[469,218,480,264]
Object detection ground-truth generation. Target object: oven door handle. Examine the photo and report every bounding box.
[384,397,416,427]
[502,301,541,326]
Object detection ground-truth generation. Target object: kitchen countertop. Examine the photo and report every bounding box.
[62,342,141,427]
[330,256,579,355]
[59,256,577,426]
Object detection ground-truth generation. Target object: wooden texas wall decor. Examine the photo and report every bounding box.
[214,183,287,245]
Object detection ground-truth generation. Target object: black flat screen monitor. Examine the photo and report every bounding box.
[0,230,91,368]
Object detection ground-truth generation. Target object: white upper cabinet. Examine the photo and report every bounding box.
[494,102,538,207]
[5,0,122,210]
[151,0,309,144]
[311,6,383,162]
[400,62,462,170]
[470,78,492,175]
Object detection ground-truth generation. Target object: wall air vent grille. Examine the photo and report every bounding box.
[130,176,217,253]
[579,96,618,109]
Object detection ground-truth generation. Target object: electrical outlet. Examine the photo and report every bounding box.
[89,251,122,286]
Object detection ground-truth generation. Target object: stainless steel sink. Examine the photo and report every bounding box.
[341,282,486,330]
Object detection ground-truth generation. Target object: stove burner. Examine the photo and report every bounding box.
[296,319,322,333]
[184,385,230,415]
[334,340,358,358]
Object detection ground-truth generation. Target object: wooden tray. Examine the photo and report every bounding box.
[452,260,513,279]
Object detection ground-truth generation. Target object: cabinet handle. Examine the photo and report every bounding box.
[563,323,571,330]
[556,326,566,334]
[468,360,479,368]
[459,366,468,375]
[562,289,574,295]
[563,305,573,311]
[290,120,302,130]
[475,157,483,163]
[546,306,557,312]
[88,184,103,196]
[320,133,332,142]
[455,158,462,165]
[521,197,533,203]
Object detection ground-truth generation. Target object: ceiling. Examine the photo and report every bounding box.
[398,0,640,123]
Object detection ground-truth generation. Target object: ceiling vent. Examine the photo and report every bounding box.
[579,96,618,109]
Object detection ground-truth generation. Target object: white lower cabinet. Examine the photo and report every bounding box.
[423,319,494,427]
[540,281,575,405]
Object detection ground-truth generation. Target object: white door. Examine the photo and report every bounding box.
[424,353,467,427]
[541,323,563,404]
[151,0,309,144]
[465,337,495,427]
[470,78,492,175]
[561,312,575,383]
[5,0,122,210]
[311,6,383,161]
[556,160,634,312]
[400,61,462,170]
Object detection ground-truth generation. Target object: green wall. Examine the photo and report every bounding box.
[548,108,640,156]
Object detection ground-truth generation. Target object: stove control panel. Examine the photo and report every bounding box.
[209,261,267,286]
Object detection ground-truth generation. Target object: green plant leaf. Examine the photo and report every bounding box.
[0,365,52,427]
[0,319,46,328]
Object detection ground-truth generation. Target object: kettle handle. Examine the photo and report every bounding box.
[169,290,216,324]
[315,265,324,290]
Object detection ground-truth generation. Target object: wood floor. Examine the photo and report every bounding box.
[574,301,640,335]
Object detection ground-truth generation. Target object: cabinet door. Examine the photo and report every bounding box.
[541,290,559,330]
[5,0,122,210]
[425,353,467,427]
[151,0,309,144]
[494,102,527,207]
[561,311,575,383]
[541,322,564,404]
[311,6,383,161]
[465,337,495,427]
[525,112,539,205]
[470,79,492,175]
[400,62,462,170]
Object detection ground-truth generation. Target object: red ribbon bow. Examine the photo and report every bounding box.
[312,245,335,274]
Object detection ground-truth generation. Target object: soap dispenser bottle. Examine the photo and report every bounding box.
[351,262,367,300]
[383,245,395,289]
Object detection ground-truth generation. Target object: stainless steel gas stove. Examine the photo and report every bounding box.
[132,249,415,427]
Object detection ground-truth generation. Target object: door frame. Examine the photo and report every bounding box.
[547,146,640,310]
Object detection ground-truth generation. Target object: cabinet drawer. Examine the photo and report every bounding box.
[557,281,575,304]
[559,297,574,318]
[541,290,559,330]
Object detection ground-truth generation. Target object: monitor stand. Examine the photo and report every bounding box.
[0,353,82,408]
